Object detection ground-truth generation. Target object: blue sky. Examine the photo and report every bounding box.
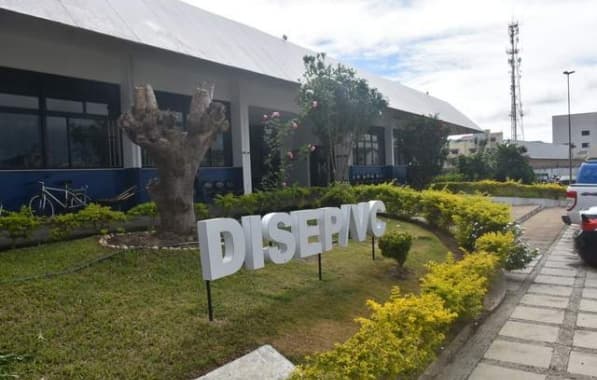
[183,0,597,142]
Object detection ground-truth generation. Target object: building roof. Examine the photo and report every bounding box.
[514,141,570,160]
[0,0,481,132]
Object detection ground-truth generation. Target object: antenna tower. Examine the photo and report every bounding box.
[507,22,524,141]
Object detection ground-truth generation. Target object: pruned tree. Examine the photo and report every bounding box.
[118,84,228,239]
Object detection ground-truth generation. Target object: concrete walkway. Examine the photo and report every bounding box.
[438,207,597,379]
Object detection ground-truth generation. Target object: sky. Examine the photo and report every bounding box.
[182,0,597,142]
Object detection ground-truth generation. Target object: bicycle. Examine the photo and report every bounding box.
[29,181,91,217]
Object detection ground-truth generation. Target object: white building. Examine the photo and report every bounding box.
[0,0,480,210]
[553,112,597,159]
[447,130,503,158]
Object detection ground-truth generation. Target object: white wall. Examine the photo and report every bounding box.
[553,112,597,158]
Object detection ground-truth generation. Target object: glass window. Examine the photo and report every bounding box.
[69,118,109,168]
[354,127,385,166]
[46,98,84,113]
[0,112,42,169]
[582,130,590,136]
[46,116,69,168]
[86,102,109,116]
[582,142,590,149]
[0,93,39,109]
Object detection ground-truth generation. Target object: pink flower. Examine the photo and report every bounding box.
[290,121,299,129]
[271,111,280,118]
[263,114,269,120]
[312,100,318,108]
[308,144,317,152]
[286,151,294,160]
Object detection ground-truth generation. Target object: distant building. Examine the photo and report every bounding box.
[446,130,502,166]
[514,140,583,180]
[553,112,597,159]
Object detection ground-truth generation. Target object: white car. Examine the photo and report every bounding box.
[563,160,597,225]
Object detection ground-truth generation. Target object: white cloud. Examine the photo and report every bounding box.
[182,0,597,142]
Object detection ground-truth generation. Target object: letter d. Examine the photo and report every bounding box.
[198,218,246,281]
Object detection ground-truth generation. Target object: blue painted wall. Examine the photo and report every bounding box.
[0,167,243,211]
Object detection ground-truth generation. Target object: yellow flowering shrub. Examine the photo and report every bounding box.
[420,252,499,320]
[291,288,456,380]
[430,179,566,199]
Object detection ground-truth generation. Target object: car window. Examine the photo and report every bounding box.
[577,164,597,183]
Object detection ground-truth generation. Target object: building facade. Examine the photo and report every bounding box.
[553,112,597,159]
[0,1,480,211]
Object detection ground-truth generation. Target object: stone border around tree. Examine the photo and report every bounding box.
[98,232,197,251]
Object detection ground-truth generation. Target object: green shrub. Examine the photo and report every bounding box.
[194,203,209,220]
[476,227,538,271]
[430,180,566,199]
[48,213,81,241]
[421,252,499,320]
[127,202,158,218]
[353,183,420,219]
[378,231,413,267]
[76,203,127,233]
[291,289,456,379]
[0,206,40,247]
[319,183,356,207]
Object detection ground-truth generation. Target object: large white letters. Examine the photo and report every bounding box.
[198,218,246,281]
[291,209,323,258]
[197,200,386,281]
[262,212,296,264]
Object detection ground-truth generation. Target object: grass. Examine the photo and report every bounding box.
[0,218,448,379]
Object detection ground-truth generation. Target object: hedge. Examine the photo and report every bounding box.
[430,180,566,199]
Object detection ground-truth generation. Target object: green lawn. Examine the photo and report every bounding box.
[0,219,448,379]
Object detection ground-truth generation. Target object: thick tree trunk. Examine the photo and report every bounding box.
[149,165,197,239]
[118,84,228,241]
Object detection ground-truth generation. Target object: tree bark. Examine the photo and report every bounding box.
[118,84,228,240]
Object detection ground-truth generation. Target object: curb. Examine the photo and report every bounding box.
[514,205,544,224]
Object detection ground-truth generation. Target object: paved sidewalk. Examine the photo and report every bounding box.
[438,207,597,379]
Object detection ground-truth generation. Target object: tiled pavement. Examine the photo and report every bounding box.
[469,226,597,379]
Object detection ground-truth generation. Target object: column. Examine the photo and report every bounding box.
[384,126,394,166]
[120,55,142,168]
[230,80,252,194]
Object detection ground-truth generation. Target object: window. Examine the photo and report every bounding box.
[141,91,232,167]
[582,142,590,149]
[469,148,477,153]
[353,127,385,166]
[490,137,496,142]
[582,130,590,136]
[0,113,41,169]
[0,66,122,169]
[450,149,459,155]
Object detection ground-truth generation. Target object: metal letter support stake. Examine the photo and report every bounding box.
[372,236,375,260]
[206,280,214,321]
[318,253,322,281]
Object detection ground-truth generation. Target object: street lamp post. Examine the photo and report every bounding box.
[564,70,575,183]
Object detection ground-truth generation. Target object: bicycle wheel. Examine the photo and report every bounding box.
[29,195,55,217]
